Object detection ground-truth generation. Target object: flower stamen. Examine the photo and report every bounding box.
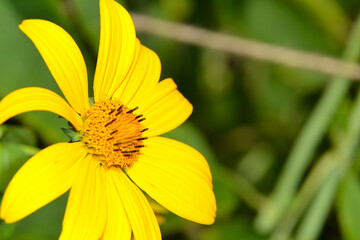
[81,99,146,168]
[126,106,139,114]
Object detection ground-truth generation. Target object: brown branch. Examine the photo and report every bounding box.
[131,12,360,80]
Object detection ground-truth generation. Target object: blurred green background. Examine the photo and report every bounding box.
[2,0,360,239]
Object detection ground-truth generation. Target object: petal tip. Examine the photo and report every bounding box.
[200,209,217,225]
[193,212,216,226]
[188,101,194,115]
[0,217,13,225]
[203,206,217,225]
[0,210,17,224]
[205,217,216,225]
[18,20,27,31]
[0,202,8,222]
[18,19,37,30]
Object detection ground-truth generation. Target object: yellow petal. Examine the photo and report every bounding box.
[19,19,89,114]
[60,155,107,240]
[93,0,137,100]
[112,42,161,105]
[127,137,216,225]
[109,167,161,240]
[101,169,131,240]
[0,87,83,131]
[136,78,193,137]
[0,142,86,223]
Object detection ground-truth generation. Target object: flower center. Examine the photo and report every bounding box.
[81,99,147,168]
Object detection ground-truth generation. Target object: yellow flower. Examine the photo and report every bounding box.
[0,0,216,239]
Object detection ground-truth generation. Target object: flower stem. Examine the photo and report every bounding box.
[255,13,360,234]
[271,73,360,240]
[293,74,360,240]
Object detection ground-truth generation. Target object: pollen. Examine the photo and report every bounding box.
[81,99,147,168]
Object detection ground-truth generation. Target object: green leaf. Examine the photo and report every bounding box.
[0,125,39,192]
[336,170,360,240]
[0,143,38,193]
[61,127,82,142]
[7,193,68,240]
[0,125,37,146]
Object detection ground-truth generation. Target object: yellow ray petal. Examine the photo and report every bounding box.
[0,142,86,223]
[101,169,131,240]
[127,137,216,225]
[112,42,161,105]
[60,155,106,240]
[135,78,193,137]
[0,87,83,130]
[93,0,136,100]
[19,20,89,115]
[109,167,161,240]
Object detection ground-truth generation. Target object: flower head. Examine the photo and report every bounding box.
[0,0,216,239]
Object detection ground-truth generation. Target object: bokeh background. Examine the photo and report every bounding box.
[1,0,360,239]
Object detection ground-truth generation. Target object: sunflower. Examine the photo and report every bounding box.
[0,0,216,239]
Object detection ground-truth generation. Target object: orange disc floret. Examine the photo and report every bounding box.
[81,99,147,168]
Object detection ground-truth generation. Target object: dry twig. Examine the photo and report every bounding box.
[131,13,360,80]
